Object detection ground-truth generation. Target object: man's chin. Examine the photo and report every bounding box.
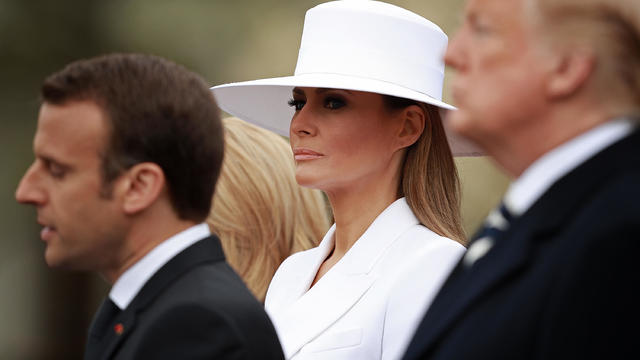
[44,249,75,270]
[44,252,65,269]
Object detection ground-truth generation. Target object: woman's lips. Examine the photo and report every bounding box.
[293,148,325,161]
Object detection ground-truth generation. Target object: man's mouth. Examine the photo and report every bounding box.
[39,225,57,242]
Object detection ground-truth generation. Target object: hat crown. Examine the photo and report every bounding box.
[294,0,448,100]
[210,1,482,155]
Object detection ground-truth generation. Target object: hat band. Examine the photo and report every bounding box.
[294,54,444,101]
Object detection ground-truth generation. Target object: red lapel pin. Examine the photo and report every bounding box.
[114,323,124,335]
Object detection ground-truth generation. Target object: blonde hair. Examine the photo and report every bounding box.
[531,0,640,108]
[207,117,331,301]
[384,96,466,245]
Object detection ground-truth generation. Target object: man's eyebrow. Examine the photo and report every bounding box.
[37,153,71,169]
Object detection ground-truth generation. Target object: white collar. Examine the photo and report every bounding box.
[504,118,635,216]
[315,197,419,275]
[286,197,420,297]
[109,223,211,310]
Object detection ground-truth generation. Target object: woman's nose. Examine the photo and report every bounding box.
[290,105,317,138]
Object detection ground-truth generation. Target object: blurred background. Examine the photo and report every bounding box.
[0,0,509,358]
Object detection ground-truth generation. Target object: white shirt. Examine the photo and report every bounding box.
[504,118,636,216]
[109,223,211,310]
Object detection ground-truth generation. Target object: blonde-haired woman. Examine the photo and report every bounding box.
[212,1,477,359]
[208,117,330,302]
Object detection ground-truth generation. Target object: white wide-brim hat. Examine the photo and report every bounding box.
[212,0,481,156]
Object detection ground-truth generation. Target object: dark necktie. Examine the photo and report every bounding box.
[88,298,121,339]
[462,202,514,268]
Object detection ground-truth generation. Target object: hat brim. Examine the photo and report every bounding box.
[211,73,482,156]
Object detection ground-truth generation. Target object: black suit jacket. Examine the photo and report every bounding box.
[84,235,284,360]
[403,129,640,360]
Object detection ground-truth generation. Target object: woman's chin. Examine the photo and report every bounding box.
[294,172,325,190]
[295,176,319,189]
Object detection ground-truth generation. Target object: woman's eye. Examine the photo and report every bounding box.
[288,98,305,111]
[324,97,345,110]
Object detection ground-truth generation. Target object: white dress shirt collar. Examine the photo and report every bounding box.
[504,118,636,217]
[109,223,211,310]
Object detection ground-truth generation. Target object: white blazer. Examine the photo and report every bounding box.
[265,198,466,360]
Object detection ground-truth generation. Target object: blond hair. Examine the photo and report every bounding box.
[531,0,640,108]
[207,117,331,301]
[384,96,466,245]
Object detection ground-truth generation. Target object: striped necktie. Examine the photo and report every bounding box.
[462,203,514,268]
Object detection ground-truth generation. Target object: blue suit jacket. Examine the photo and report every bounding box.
[403,129,640,360]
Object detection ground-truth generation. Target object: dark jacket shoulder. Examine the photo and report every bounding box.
[112,236,284,360]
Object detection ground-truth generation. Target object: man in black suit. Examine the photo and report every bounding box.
[16,54,284,359]
[403,0,639,359]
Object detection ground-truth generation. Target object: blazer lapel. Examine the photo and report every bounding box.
[410,218,535,353]
[125,235,226,311]
[87,236,226,360]
[276,270,376,358]
[274,198,419,358]
[84,298,135,360]
[408,128,640,356]
[95,311,136,360]
[277,227,338,307]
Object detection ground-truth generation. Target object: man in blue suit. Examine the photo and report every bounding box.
[16,54,284,359]
[403,0,639,359]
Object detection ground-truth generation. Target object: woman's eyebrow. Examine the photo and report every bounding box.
[315,88,354,95]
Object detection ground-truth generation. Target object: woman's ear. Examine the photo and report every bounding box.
[116,163,166,215]
[395,104,426,150]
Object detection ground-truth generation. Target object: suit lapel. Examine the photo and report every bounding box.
[408,217,535,354]
[88,236,226,360]
[95,311,136,360]
[126,235,225,310]
[274,198,419,358]
[407,129,640,357]
[276,269,376,358]
[282,227,338,305]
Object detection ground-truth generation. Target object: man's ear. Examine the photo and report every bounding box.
[546,47,596,99]
[395,105,426,150]
[117,163,166,215]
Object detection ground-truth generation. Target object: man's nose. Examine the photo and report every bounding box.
[444,28,467,71]
[16,162,47,206]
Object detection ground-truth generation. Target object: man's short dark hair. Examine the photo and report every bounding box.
[41,53,223,222]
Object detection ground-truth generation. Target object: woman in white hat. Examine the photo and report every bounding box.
[212,1,475,359]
